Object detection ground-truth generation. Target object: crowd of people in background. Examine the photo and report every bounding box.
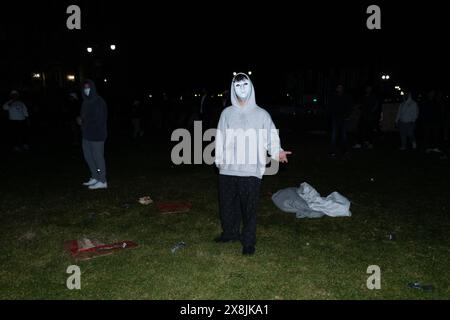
[326,84,449,158]
[1,82,449,160]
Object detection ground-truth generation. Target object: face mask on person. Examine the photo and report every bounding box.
[233,79,251,100]
[84,88,91,96]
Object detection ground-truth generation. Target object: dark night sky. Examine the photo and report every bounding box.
[1,1,449,93]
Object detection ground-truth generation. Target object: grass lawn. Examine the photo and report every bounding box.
[0,133,449,299]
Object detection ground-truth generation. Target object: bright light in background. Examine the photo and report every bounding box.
[400,91,405,96]
[110,44,116,51]
[32,73,41,79]
[149,94,152,98]
[248,71,252,75]
[104,78,108,83]
[67,75,75,81]
[87,47,93,53]
[233,72,237,76]
[386,75,390,80]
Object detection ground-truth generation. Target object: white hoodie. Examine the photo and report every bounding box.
[215,73,283,179]
[396,94,419,123]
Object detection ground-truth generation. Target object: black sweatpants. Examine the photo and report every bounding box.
[218,174,262,247]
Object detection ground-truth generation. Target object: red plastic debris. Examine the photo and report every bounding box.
[156,201,192,214]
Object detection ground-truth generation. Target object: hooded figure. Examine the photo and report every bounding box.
[396,93,419,150]
[215,73,285,178]
[214,73,291,255]
[396,93,419,124]
[80,79,108,189]
[80,79,108,142]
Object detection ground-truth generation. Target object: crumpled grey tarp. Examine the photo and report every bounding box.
[272,182,352,219]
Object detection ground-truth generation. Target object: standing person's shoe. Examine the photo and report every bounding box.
[242,246,256,256]
[83,178,98,186]
[88,181,108,190]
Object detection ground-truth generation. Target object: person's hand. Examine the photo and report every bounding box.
[278,151,292,163]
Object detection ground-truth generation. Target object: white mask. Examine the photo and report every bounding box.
[84,88,91,96]
[233,79,251,100]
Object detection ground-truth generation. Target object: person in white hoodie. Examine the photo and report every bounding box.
[2,90,30,151]
[215,73,292,255]
[396,91,419,150]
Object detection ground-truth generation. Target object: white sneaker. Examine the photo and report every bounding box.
[88,181,108,190]
[83,178,98,186]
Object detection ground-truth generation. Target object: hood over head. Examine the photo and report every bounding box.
[82,79,98,100]
[403,93,414,103]
[230,73,257,110]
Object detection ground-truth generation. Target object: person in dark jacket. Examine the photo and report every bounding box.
[353,85,379,149]
[328,84,353,156]
[420,89,442,153]
[130,99,145,140]
[79,79,108,190]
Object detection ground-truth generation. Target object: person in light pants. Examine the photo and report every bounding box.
[79,79,108,189]
[396,91,419,151]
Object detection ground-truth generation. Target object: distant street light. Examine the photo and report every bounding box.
[110,44,116,51]
[67,75,76,81]
[248,71,252,75]
[104,78,108,83]
[32,73,41,79]
[87,47,93,53]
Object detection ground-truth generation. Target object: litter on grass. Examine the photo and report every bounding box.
[156,201,192,214]
[408,282,434,292]
[64,238,138,261]
[272,182,351,219]
[139,196,154,205]
[171,242,186,253]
